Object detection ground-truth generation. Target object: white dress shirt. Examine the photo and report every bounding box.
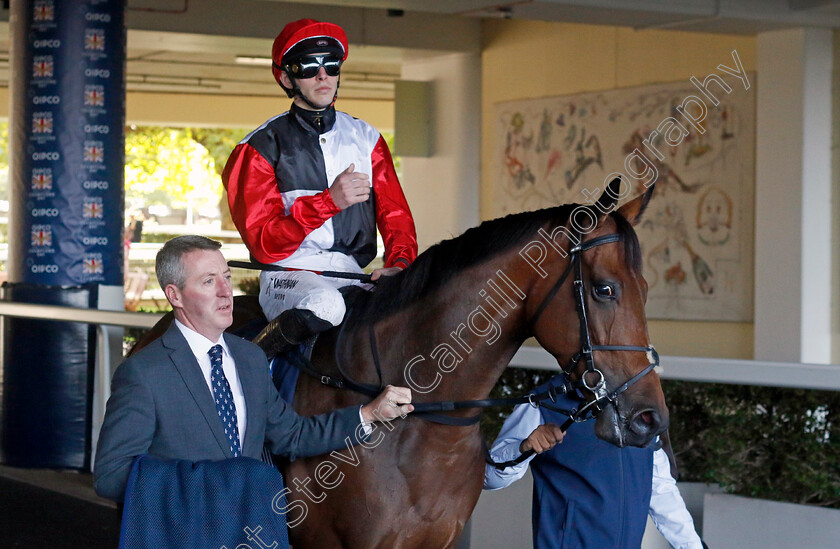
[175,320,248,444]
[174,320,372,441]
[484,402,703,549]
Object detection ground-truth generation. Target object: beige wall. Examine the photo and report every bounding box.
[0,20,761,359]
[126,92,394,131]
[0,88,392,129]
[400,52,481,252]
[480,20,756,359]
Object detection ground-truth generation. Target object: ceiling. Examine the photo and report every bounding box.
[124,31,404,99]
[1,0,840,100]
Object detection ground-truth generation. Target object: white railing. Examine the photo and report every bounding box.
[0,302,164,466]
[1,301,839,468]
[125,242,250,261]
[510,346,840,391]
[0,241,251,262]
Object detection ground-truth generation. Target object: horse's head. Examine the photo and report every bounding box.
[528,179,667,448]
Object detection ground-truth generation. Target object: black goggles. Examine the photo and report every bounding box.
[287,54,342,79]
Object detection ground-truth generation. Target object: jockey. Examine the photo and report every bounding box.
[223,18,417,356]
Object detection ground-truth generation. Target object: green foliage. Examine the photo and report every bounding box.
[0,121,8,198]
[665,380,840,508]
[482,370,840,509]
[238,276,260,296]
[480,367,553,443]
[124,126,246,211]
[381,131,401,175]
[190,128,249,177]
[125,126,208,207]
[0,121,8,166]
[135,232,171,244]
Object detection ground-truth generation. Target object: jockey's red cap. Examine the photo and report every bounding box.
[271,19,349,86]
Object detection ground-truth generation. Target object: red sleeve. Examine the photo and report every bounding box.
[371,136,417,268]
[222,143,341,264]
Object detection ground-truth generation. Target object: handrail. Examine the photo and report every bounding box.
[0,301,164,328]
[2,301,839,472]
[510,346,840,391]
[0,302,165,469]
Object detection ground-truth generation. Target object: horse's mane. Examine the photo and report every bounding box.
[354,204,641,323]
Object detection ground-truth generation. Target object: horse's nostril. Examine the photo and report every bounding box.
[631,409,660,436]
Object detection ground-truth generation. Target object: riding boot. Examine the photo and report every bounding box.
[253,308,333,358]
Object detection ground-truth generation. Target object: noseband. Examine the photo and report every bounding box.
[528,231,659,425]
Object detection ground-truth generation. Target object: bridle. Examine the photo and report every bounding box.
[526,229,659,429]
[477,228,661,469]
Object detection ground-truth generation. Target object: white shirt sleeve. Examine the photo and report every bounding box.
[358,406,372,435]
[649,447,704,549]
[483,403,544,490]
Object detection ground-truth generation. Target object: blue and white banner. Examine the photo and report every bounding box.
[11,0,126,285]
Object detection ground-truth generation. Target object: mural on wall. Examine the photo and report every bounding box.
[494,75,755,321]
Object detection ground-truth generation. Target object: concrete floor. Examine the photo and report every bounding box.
[0,465,121,548]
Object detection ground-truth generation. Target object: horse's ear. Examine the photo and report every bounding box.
[617,184,655,226]
[594,177,622,219]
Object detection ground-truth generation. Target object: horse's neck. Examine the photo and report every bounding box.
[369,257,530,403]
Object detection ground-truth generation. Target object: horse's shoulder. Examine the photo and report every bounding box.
[128,310,175,356]
[233,294,262,315]
[224,331,267,361]
[115,335,173,385]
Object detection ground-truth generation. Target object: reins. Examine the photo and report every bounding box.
[492,228,659,469]
[288,343,580,429]
[261,227,659,467]
[228,260,373,283]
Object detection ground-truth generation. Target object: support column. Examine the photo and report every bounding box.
[3,0,126,469]
[9,0,125,287]
[399,52,481,251]
[754,28,832,363]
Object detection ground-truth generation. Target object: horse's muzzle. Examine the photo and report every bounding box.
[594,403,668,448]
[625,407,668,447]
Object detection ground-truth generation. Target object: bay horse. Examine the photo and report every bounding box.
[134,181,667,548]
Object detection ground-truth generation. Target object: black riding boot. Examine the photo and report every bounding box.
[253,308,333,358]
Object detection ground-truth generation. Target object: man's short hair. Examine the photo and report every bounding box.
[155,235,222,290]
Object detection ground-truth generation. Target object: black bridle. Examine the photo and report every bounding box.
[527,231,659,426]
[487,230,659,469]
[280,229,659,459]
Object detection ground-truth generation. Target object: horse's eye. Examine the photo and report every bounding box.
[592,283,617,301]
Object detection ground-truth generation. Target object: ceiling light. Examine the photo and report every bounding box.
[235,56,273,66]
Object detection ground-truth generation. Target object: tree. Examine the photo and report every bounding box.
[189,128,249,230]
[124,126,221,216]
[0,121,9,199]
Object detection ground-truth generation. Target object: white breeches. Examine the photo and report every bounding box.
[259,269,363,326]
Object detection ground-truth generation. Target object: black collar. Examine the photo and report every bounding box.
[291,102,336,135]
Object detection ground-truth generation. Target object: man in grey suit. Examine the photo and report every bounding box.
[94,235,413,502]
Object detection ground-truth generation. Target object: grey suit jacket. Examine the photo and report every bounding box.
[94,323,362,501]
